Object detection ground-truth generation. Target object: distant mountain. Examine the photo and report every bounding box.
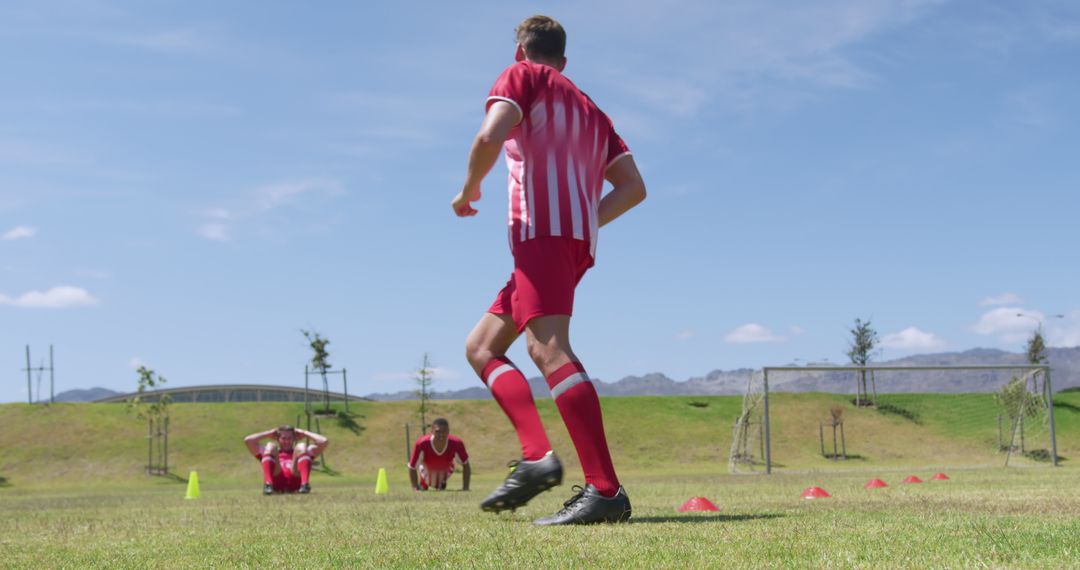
[53,387,123,402]
[363,347,1080,400]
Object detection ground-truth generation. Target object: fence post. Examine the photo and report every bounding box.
[763,369,772,475]
[342,368,349,414]
[1046,367,1059,467]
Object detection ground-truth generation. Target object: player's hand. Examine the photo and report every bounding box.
[452,188,480,217]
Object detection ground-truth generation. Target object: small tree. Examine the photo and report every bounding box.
[127,366,172,420]
[415,353,435,431]
[846,318,879,407]
[302,330,332,413]
[127,366,172,475]
[994,375,1045,452]
[995,327,1051,453]
[1026,328,1048,393]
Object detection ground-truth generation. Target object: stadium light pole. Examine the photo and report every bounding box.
[1016,312,1065,331]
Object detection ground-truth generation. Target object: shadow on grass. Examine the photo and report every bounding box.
[822,454,868,461]
[1053,401,1080,413]
[632,513,784,524]
[319,463,343,477]
[0,475,10,488]
[335,411,366,435]
[157,472,188,484]
[874,402,922,424]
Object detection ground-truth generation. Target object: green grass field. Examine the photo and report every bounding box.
[3,392,1080,568]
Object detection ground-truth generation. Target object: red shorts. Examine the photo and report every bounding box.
[488,237,594,332]
[272,468,302,493]
[418,464,453,490]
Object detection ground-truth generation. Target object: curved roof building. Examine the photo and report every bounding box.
[95,384,369,404]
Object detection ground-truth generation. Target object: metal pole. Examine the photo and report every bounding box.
[1046,367,1059,467]
[763,370,772,474]
[405,423,411,462]
[164,416,169,474]
[25,345,32,404]
[49,345,55,404]
[342,368,349,414]
[150,416,156,475]
[304,366,310,416]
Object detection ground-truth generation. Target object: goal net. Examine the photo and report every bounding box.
[729,365,1057,474]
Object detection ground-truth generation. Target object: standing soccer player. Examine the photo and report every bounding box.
[451,15,646,525]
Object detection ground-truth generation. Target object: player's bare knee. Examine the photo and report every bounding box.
[263,442,280,456]
[295,442,308,456]
[466,338,500,372]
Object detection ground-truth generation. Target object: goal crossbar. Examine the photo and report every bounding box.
[755,365,1056,474]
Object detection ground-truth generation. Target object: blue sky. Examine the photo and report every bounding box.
[2,0,1079,402]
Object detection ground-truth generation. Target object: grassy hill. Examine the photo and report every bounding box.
[2,392,1078,490]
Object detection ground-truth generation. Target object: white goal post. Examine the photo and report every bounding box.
[731,364,1057,474]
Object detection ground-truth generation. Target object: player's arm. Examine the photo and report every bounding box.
[461,462,471,491]
[598,155,646,228]
[407,442,424,490]
[243,428,276,458]
[452,101,520,217]
[297,428,328,458]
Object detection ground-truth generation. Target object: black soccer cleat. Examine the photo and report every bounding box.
[298,483,311,494]
[480,452,563,513]
[532,484,632,526]
[263,483,274,496]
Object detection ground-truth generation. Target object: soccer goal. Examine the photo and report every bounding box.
[729,364,1057,474]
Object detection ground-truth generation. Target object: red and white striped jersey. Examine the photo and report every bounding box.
[487,61,631,258]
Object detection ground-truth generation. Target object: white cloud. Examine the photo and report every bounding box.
[198,223,231,242]
[256,178,345,210]
[205,208,236,220]
[0,286,98,309]
[973,307,1038,334]
[197,179,344,242]
[981,292,1023,306]
[593,0,943,118]
[675,330,695,341]
[2,225,37,240]
[880,327,946,350]
[972,307,1046,345]
[724,323,785,344]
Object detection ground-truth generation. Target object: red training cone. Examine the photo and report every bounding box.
[931,473,950,481]
[678,497,720,512]
[902,475,923,484]
[802,486,831,499]
[864,479,888,489]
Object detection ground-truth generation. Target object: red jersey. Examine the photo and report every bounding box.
[487,61,631,258]
[408,434,469,476]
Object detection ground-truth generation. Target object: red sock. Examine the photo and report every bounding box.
[297,455,312,485]
[482,357,552,461]
[546,361,619,496]
[260,456,275,484]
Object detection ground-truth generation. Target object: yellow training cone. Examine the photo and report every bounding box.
[185,471,200,499]
[375,468,389,494]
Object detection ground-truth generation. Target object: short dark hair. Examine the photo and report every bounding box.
[432,418,449,429]
[516,15,566,60]
[277,424,295,433]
